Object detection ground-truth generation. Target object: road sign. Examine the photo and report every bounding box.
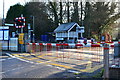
[14,17,25,28]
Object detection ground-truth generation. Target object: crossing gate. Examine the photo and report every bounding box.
[26,42,120,75]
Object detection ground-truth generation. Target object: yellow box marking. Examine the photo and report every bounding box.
[12,53,103,73]
[18,56,25,58]
[27,57,38,60]
[49,63,72,69]
[19,53,31,56]
[36,61,45,63]
[12,54,19,56]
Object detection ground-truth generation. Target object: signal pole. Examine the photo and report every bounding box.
[20,14,24,53]
[21,14,24,33]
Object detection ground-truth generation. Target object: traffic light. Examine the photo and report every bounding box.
[14,17,25,28]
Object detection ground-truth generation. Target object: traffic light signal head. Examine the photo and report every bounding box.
[14,17,25,28]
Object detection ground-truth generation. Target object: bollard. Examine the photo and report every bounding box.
[114,43,120,58]
[103,43,109,79]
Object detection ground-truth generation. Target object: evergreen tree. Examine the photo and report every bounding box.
[6,4,24,23]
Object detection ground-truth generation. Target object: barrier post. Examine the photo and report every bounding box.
[103,43,109,79]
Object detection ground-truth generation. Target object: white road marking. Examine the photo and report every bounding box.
[6,53,36,64]
[0,59,6,61]
[67,70,81,74]
[6,53,16,58]
[1,72,5,74]
[3,67,25,73]
[55,66,66,71]
[7,58,14,60]
[47,65,52,67]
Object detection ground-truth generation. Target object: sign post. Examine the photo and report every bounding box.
[14,14,26,52]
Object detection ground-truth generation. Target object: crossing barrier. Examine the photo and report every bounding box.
[26,41,120,51]
[26,42,120,53]
[26,42,120,70]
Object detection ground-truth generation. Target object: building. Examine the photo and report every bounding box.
[54,22,84,42]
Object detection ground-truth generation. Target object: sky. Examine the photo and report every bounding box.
[0,0,30,19]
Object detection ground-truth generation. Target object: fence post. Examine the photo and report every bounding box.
[103,43,109,79]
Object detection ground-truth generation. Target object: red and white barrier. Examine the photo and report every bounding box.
[27,42,120,48]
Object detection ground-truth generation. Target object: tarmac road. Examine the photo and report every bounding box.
[1,49,105,79]
[1,52,79,79]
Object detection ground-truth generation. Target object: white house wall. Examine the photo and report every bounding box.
[56,32,78,38]
[69,32,78,37]
[56,32,67,38]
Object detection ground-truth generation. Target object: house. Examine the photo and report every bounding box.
[54,22,84,42]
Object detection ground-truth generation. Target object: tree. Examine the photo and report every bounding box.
[5,2,54,41]
[83,2,117,39]
[71,2,79,23]
[49,2,59,26]
[67,2,70,22]
[84,2,93,37]
[59,2,63,23]
[23,2,54,40]
[6,4,24,23]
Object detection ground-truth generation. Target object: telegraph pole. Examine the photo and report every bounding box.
[2,0,5,26]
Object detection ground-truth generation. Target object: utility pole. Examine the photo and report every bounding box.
[2,0,5,26]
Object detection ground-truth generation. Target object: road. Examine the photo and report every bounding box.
[1,48,105,79]
[1,52,78,79]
